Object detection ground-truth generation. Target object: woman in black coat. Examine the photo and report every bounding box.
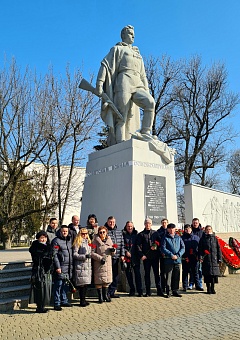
[29,231,53,313]
[199,225,222,294]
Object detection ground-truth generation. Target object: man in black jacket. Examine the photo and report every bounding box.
[105,216,124,298]
[190,217,204,290]
[137,218,164,297]
[46,218,59,243]
[52,225,73,310]
[68,215,81,242]
[157,218,168,292]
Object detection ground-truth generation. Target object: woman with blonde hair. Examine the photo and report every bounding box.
[91,226,115,303]
[73,228,92,307]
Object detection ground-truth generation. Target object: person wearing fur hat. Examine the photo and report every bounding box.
[29,231,53,313]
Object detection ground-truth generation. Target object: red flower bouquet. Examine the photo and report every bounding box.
[151,240,160,250]
[88,243,97,249]
[64,275,77,293]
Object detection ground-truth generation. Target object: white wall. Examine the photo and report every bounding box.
[184,183,240,232]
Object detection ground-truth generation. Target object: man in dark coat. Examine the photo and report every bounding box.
[105,216,124,298]
[122,221,143,297]
[46,217,59,244]
[181,224,202,291]
[137,218,164,297]
[68,215,81,242]
[52,225,73,310]
[190,217,204,289]
[157,218,168,292]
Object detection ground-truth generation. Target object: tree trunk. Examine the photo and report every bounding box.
[3,238,12,250]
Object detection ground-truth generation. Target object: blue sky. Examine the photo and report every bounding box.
[1,0,240,149]
[1,0,239,90]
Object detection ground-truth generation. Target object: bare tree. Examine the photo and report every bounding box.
[144,55,181,140]
[39,69,100,225]
[227,149,240,195]
[147,55,239,185]
[0,58,100,247]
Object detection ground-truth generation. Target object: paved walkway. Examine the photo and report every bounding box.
[0,271,240,340]
[0,247,31,263]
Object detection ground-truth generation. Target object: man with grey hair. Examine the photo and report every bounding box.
[96,25,155,145]
[136,218,164,297]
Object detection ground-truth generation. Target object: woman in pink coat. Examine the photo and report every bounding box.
[91,226,115,303]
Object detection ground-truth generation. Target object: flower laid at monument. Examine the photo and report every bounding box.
[216,236,240,270]
[229,237,240,258]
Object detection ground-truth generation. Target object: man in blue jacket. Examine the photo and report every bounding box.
[161,223,185,297]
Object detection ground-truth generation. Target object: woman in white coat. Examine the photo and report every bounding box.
[73,228,92,307]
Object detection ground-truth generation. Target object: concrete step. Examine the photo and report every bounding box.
[0,284,30,300]
[0,260,32,270]
[0,275,31,288]
[0,295,29,312]
[0,266,32,278]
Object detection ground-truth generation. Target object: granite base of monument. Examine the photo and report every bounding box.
[80,139,178,230]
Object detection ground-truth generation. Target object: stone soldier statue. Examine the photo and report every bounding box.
[95,25,156,146]
[79,25,175,163]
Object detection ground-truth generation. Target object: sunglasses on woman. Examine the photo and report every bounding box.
[99,231,106,234]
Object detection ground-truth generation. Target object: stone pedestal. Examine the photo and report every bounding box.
[80,139,178,230]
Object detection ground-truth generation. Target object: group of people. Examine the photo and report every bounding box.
[29,215,223,313]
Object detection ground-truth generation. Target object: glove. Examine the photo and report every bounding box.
[100,258,106,265]
[85,254,91,259]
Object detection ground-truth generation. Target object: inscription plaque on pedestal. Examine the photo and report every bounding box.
[145,175,166,225]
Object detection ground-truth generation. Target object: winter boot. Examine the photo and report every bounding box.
[79,286,88,307]
[97,288,103,304]
[102,287,111,302]
[211,283,216,294]
[206,283,211,294]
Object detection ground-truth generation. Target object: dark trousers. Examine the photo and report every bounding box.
[143,258,161,294]
[165,262,180,294]
[182,259,200,289]
[108,258,119,295]
[125,263,143,295]
[189,261,202,287]
[160,257,166,292]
